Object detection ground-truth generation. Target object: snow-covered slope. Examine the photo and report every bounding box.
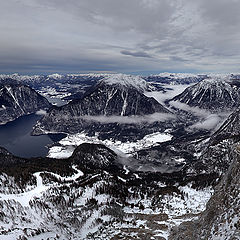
[0,145,214,240]
[102,74,149,91]
[169,146,240,240]
[171,77,240,113]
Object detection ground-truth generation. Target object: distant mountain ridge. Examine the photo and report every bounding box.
[145,72,207,85]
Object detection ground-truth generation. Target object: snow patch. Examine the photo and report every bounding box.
[102,74,148,91]
[0,172,49,207]
[35,109,47,115]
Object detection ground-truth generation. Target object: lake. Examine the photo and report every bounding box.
[0,114,66,158]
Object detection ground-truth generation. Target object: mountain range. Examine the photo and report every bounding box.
[0,73,240,239]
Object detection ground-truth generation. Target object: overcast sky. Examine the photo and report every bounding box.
[0,0,240,74]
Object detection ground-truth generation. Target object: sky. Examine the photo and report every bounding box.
[0,0,240,75]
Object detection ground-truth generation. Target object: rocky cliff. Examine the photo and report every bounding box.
[169,146,240,240]
[0,83,51,124]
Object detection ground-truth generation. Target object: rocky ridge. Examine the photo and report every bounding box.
[0,83,50,124]
[171,77,240,113]
[169,145,240,240]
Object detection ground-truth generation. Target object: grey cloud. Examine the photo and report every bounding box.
[170,56,189,62]
[169,101,210,117]
[170,99,231,131]
[188,112,230,131]
[198,0,240,28]
[189,114,221,130]
[0,0,240,73]
[121,50,152,58]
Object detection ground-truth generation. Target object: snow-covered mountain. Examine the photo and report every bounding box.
[0,83,50,124]
[212,107,240,142]
[191,106,240,176]
[171,77,240,113]
[32,74,172,140]
[102,73,149,91]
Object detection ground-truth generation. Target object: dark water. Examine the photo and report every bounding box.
[0,114,66,158]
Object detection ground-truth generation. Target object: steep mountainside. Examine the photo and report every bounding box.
[0,84,51,124]
[171,77,240,113]
[33,74,171,137]
[190,106,240,176]
[169,147,240,240]
[0,144,215,240]
[212,107,240,142]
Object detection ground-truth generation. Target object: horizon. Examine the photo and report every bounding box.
[0,71,240,77]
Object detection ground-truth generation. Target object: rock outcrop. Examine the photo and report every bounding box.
[0,83,50,124]
[169,146,240,240]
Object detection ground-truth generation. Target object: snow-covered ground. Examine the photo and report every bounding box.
[0,165,83,207]
[0,172,49,207]
[103,73,149,91]
[89,184,213,240]
[121,185,213,239]
[48,131,173,159]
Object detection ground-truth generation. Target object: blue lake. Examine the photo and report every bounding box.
[0,114,65,158]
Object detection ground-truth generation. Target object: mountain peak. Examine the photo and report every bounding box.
[101,74,148,91]
[171,76,239,113]
[47,73,63,79]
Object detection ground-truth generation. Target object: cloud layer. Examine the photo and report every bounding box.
[79,113,176,124]
[0,0,240,74]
